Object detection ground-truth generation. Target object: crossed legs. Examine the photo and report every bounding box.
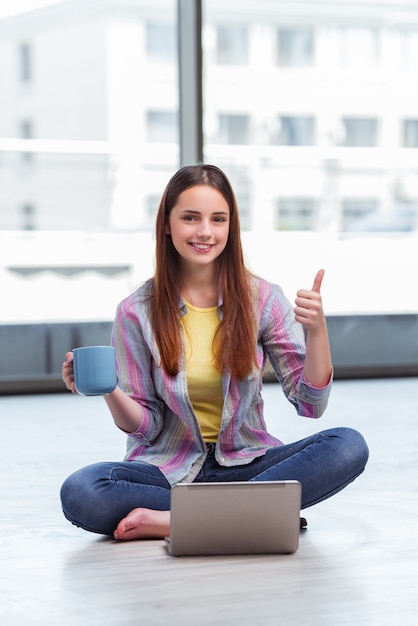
[61,427,369,541]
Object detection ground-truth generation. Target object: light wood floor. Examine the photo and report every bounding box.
[1,378,417,625]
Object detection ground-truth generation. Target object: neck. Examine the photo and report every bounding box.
[180,260,217,287]
[180,266,219,308]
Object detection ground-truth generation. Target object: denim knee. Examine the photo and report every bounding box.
[60,465,111,533]
[60,468,91,522]
[334,426,369,474]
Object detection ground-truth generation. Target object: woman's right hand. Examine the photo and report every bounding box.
[62,351,77,394]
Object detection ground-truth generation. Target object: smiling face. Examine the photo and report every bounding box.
[166,184,230,271]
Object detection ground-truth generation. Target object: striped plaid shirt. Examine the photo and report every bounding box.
[111,276,331,486]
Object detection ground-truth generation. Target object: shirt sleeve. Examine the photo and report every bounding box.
[260,283,331,419]
[111,294,165,444]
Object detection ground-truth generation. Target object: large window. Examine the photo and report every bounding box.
[1,3,179,232]
[0,0,178,323]
[203,1,418,317]
[1,0,418,327]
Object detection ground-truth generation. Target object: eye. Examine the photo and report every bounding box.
[182,214,198,221]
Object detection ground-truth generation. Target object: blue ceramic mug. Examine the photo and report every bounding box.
[73,346,117,396]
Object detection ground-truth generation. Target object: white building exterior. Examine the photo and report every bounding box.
[0,0,418,323]
[1,0,418,233]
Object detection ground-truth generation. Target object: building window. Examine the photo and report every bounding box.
[339,28,379,69]
[20,119,34,163]
[146,110,178,143]
[145,22,176,63]
[21,203,36,230]
[216,25,249,65]
[341,117,379,147]
[144,194,160,230]
[342,198,379,231]
[18,42,32,82]
[20,119,33,139]
[276,28,314,67]
[274,116,315,146]
[236,194,251,230]
[226,165,251,229]
[342,198,418,232]
[402,119,418,148]
[399,30,418,69]
[217,114,250,144]
[276,198,317,230]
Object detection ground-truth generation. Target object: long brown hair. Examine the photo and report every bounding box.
[151,163,257,378]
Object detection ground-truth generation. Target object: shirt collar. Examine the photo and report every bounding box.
[178,293,224,313]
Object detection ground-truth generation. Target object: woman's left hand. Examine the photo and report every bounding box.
[294,269,326,333]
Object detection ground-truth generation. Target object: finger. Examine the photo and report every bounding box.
[62,354,75,392]
[312,269,325,293]
[295,296,321,311]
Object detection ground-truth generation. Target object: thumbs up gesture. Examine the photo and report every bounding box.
[294,269,326,333]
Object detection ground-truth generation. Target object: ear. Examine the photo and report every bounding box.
[165,222,171,235]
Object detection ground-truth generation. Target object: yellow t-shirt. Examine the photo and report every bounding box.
[181,301,224,442]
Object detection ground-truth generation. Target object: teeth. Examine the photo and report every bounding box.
[193,243,211,250]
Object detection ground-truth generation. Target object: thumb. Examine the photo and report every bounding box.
[312,269,325,293]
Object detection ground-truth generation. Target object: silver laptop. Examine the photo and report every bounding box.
[165,480,301,556]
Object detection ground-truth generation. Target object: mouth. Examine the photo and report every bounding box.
[189,242,213,251]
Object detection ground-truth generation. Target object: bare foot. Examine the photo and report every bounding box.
[113,508,170,541]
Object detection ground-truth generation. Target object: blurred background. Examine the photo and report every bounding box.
[1,0,417,392]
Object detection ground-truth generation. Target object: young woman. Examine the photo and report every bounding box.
[61,164,368,541]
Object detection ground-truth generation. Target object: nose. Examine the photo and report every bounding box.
[196,219,212,238]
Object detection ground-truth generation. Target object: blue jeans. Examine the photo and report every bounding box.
[60,427,368,536]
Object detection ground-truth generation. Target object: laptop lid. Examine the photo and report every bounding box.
[165,480,301,556]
